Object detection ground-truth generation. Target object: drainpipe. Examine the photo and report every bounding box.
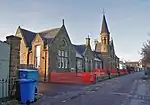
[27,48,30,69]
[76,59,77,73]
[83,58,85,72]
[44,49,47,81]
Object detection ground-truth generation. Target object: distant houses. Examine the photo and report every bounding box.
[15,14,119,81]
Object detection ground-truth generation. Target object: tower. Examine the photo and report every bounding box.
[100,13,110,53]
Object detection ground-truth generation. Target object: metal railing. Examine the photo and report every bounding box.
[0,78,16,103]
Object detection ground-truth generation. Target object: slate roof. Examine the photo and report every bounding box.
[75,50,83,58]
[38,28,60,39]
[73,45,86,55]
[20,28,36,48]
[101,14,110,34]
[38,28,60,44]
[19,27,60,48]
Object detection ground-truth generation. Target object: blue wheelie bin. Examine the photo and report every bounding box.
[18,69,39,93]
[16,79,36,104]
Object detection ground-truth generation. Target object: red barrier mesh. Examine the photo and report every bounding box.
[49,68,127,84]
[49,72,96,84]
[120,69,128,73]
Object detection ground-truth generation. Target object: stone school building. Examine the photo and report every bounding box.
[15,14,119,81]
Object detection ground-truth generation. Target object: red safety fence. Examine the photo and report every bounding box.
[120,69,128,73]
[49,69,129,84]
[92,68,118,76]
[92,69,106,76]
[49,72,96,84]
[110,69,118,76]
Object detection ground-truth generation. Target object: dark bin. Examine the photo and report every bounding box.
[16,79,36,104]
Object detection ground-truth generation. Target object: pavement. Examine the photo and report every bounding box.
[32,71,150,105]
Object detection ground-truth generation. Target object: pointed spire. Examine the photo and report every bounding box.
[62,19,64,26]
[102,8,105,15]
[100,10,110,34]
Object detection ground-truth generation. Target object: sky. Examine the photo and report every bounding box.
[0,0,150,61]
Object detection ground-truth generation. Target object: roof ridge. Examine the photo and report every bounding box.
[38,27,60,34]
[20,27,36,34]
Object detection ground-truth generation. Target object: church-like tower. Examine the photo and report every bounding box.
[100,14,110,53]
[95,11,119,70]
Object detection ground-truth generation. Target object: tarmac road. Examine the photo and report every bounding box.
[33,71,150,105]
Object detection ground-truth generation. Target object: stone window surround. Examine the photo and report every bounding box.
[34,44,41,68]
[76,58,83,71]
[94,60,102,69]
[57,50,68,69]
[84,57,92,72]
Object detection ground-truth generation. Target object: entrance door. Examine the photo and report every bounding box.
[35,45,41,68]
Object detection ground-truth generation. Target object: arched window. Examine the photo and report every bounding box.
[57,40,69,69]
[104,37,106,44]
[85,58,88,71]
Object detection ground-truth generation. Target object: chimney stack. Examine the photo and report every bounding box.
[86,35,90,46]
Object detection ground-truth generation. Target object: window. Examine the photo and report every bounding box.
[104,38,106,44]
[85,58,87,62]
[58,50,61,56]
[61,58,64,68]
[65,51,68,57]
[85,58,88,71]
[57,57,61,68]
[95,61,98,68]
[65,58,68,68]
[62,51,64,56]
[57,50,68,69]
[35,45,41,68]
[77,59,82,70]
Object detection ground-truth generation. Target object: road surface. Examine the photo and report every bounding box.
[33,71,150,105]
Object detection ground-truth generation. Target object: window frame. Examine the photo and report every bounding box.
[57,50,68,69]
[35,45,41,68]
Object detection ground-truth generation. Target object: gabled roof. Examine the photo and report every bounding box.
[38,28,60,39]
[100,14,110,34]
[19,27,36,48]
[38,28,60,44]
[74,44,86,55]
[18,26,61,48]
[75,50,83,58]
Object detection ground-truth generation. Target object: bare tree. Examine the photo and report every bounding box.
[141,39,150,66]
